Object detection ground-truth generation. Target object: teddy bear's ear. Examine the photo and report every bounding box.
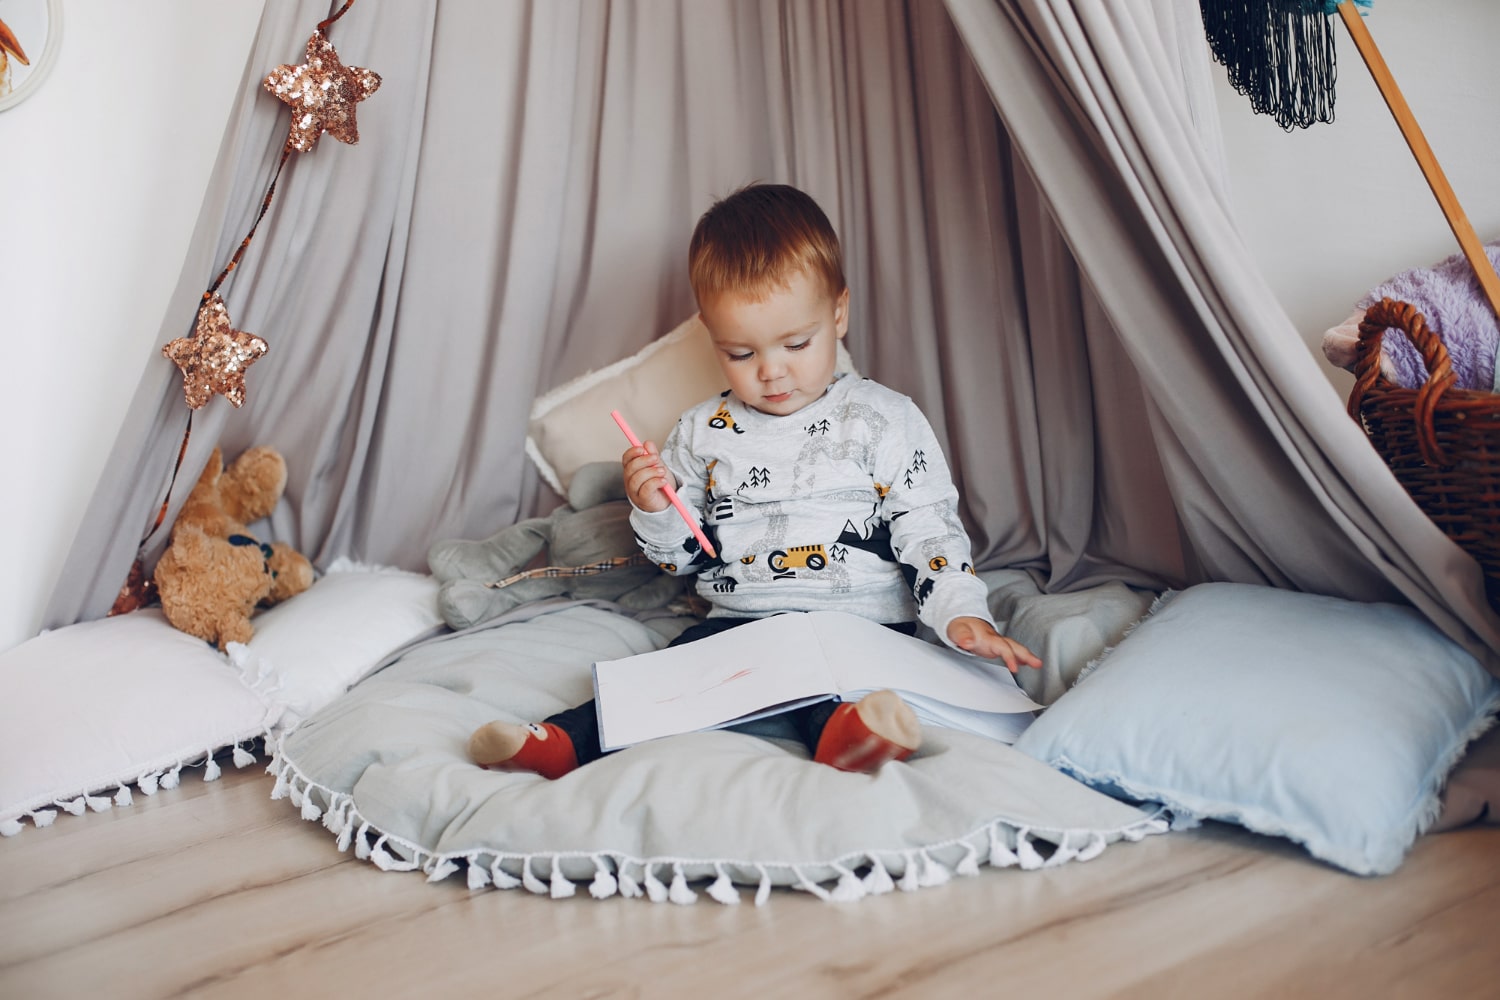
[199,447,224,485]
[219,447,288,525]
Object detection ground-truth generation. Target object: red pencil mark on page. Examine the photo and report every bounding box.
[655,668,755,704]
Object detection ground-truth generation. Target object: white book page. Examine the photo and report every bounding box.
[808,611,1041,715]
[839,689,1035,745]
[593,615,837,750]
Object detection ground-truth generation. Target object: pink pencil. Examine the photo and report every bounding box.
[611,409,718,560]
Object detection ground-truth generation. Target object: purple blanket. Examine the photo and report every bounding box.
[1358,241,1500,392]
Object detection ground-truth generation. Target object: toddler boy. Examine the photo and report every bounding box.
[471,183,1039,778]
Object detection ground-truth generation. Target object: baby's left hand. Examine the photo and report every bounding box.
[947,617,1042,674]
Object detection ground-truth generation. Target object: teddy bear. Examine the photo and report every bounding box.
[428,461,690,630]
[154,446,315,649]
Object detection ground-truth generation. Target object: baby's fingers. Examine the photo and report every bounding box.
[1008,639,1043,671]
[993,642,1021,675]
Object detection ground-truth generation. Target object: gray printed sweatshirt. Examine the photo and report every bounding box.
[630,374,996,648]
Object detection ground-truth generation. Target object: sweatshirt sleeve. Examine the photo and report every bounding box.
[876,397,995,647]
[627,418,715,575]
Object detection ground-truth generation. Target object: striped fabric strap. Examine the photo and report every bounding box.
[484,554,652,590]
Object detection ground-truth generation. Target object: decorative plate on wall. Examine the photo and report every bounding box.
[0,0,61,112]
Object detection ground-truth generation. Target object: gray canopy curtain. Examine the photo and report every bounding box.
[47,0,1500,670]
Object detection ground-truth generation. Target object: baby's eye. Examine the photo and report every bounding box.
[727,351,753,362]
[786,340,810,352]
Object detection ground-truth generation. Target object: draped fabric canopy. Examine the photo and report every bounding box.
[48,0,1500,670]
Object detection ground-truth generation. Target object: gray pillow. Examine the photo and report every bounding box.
[275,601,1164,904]
[981,569,1156,705]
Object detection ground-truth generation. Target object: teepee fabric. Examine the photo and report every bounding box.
[45,0,1499,670]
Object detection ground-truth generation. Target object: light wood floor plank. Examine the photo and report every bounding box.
[2,763,1497,999]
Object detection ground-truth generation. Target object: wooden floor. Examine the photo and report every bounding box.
[2,763,1497,1000]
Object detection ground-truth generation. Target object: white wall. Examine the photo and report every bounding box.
[1,1,1496,652]
[0,0,265,651]
[1212,0,1500,396]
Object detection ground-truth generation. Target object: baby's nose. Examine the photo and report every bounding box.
[758,357,786,380]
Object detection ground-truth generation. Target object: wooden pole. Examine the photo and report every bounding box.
[1336,2,1500,320]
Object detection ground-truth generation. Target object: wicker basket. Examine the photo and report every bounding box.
[1347,297,1500,607]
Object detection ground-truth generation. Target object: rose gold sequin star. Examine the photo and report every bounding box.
[262,30,381,154]
[163,293,268,409]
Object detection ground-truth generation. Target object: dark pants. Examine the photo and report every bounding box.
[547,615,916,766]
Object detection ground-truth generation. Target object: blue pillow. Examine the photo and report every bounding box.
[1013,582,1500,875]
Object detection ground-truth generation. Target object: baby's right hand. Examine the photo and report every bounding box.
[622,443,671,513]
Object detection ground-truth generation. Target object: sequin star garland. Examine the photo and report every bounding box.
[115,0,378,616]
[162,293,268,409]
[161,0,378,414]
[262,28,381,153]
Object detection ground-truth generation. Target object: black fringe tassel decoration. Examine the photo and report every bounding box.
[1200,0,1339,131]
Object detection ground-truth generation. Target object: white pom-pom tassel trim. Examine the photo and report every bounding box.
[643,864,669,903]
[1077,832,1107,862]
[322,801,346,837]
[370,837,396,871]
[589,858,618,900]
[489,859,522,890]
[706,865,740,905]
[84,794,112,813]
[60,797,86,816]
[862,855,895,895]
[918,851,952,887]
[233,745,257,768]
[897,853,921,892]
[754,867,772,907]
[550,858,577,899]
[467,858,492,890]
[138,771,160,796]
[203,755,222,782]
[114,785,133,808]
[1016,831,1046,871]
[426,859,460,883]
[988,826,1019,868]
[0,818,21,837]
[1043,832,1077,868]
[790,866,831,901]
[617,870,643,899]
[160,764,182,790]
[668,865,697,905]
[829,865,867,903]
[300,791,323,823]
[956,843,982,877]
[30,808,57,828]
[353,822,373,860]
[521,858,549,896]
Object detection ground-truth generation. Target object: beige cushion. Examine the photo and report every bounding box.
[526,315,857,495]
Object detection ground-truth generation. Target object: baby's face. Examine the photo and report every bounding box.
[698,269,849,417]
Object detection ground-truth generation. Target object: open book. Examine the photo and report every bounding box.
[592,610,1042,752]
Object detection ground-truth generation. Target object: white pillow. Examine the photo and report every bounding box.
[0,609,279,835]
[526,315,858,495]
[233,559,444,731]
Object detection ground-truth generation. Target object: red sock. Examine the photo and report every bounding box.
[813,690,922,773]
[469,721,578,780]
